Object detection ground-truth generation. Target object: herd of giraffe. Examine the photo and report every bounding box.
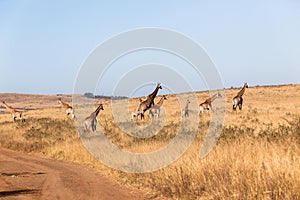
[1,83,248,132]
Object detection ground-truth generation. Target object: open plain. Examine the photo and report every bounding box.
[0,84,300,199]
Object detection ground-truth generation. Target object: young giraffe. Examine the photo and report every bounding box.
[232,83,249,111]
[199,92,222,114]
[182,99,191,117]
[131,98,143,120]
[136,83,162,120]
[83,103,104,132]
[58,98,75,119]
[2,101,25,122]
[149,95,167,119]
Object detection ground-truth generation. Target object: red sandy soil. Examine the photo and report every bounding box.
[0,148,149,200]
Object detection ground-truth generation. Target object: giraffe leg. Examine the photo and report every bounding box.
[238,97,243,110]
[136,112,140,120]
[131,112,136,120]
[232,99,238,111]
[71,111,75,120]
[83,121,88,131]
[92,125,96,132]
[141,113,145,120]
[199,107,202,115]
[20,113,25,122]
[12,114,17,122]
[208,104,212,112]
[238,100,243,110]
[238,103,243,110]
[84,123,87,131]
[149,110,153,119]
[185,111,189,117]
[91,118,97,132]
[206,108,209,114]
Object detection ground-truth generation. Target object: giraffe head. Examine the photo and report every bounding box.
[244,83,249,88]
[162,95,167,100]
[157,83,162,90]
[98,104,104,110]
[58,98,62,104]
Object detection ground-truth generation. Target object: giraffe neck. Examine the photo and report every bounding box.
[185,102,189,110]
[148,84,160,100]
[93,105,103,117]
[237,85,247,97]
[210,94,219,102]
[136,100,143,112]
[3,103,14,113]
[59,100,70,108]
[156,96,166,106]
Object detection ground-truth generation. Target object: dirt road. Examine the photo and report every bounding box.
[0,148,147,200]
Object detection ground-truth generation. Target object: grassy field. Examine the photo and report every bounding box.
[0,84,300,199]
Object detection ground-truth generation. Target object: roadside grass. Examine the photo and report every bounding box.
[0,84,300,199]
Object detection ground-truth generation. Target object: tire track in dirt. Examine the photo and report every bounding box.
[0,148,149,200]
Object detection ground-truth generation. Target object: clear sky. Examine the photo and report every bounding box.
[0,1,299,96]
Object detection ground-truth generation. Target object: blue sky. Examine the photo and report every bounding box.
[0,1,299,95]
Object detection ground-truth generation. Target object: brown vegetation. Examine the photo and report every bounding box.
[0,84,300,199]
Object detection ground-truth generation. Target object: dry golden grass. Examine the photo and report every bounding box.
[0,84,300,199]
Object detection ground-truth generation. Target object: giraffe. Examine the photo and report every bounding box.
[58,98,75,119]
[149,95,167,119]
[182,99,191,117]
[199,92,222,114]
[83,103,104,132]
[136,83,162,120]
[232,83,248,111]
[147,83,162,108]
[131,98,143,120]
[2,101,25,122]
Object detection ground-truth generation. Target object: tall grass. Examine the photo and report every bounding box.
[1,114,298,199]
[0,85,300,199]
[104,116,300,199]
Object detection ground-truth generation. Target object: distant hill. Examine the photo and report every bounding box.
[83,92,128,100]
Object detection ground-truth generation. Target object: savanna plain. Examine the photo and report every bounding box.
[0,84,300,199]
